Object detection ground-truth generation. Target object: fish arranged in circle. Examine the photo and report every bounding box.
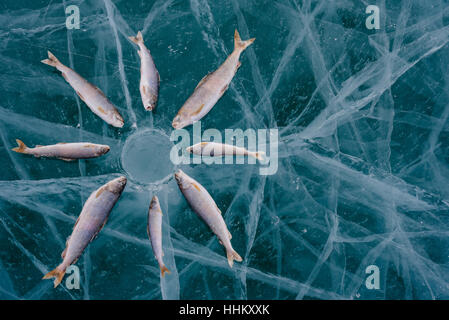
[16,28,256,287]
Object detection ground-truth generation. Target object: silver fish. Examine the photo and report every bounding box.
[43,176,127,288]
[129,31,160,111]
[12,139,110,161]
[186,142,264,161]
[174,170,242,267]
[147,195,170,276]
[172,30,255,129]
[41,51,124,128]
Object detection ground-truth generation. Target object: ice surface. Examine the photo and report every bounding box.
[1,0,449,300]
[121,129,173,184]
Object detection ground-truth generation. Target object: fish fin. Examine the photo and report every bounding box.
[227,230,232,240]
[226,248,242,268]
[12,139,28,153]
[41,51,61,68]
[98,218,109,234]
[160,265,170,277]
[61,247,67,259]
[73,216,81,230]
[219,240,223,245]
[191,104,205,116]
[220,84,229,95]
[42,266,66,288]
[75,91,85,102]
[235,61,242,73]
[61,72,70,83]
[58,157,75,162]
[196,73,211,89]
[234,30,255,52]
[90,218,108,243]
[61,235,70,259]
[97,106,107,115]
[96,187,104,198]
[128,31,143,44]
[253,151,265,161]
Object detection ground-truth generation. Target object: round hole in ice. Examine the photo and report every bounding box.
[121,129,174,184]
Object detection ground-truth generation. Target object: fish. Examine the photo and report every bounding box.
[186,142,265,161]
[147,195,170,276]
[43,176,127,288]
[172,30,255,129]
[11,139,110,161]
[174,170,242,267]
[129,31,160,111]
[41,51,124,128]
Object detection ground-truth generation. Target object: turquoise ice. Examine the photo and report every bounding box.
[0,0,449,299]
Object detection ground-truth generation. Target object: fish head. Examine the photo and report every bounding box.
[112,113,125,128]
[94,144,110,156]
[174,170,196,190]
[143,92,158,111]
[108,176,127,194]
[186,143,205,155]
[101,145,111,154]
[174,169,188,186]
[150,195,160,210]
[172,114,189,129]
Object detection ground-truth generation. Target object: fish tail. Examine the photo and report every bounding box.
[41,50,61,67]
[42,266,66,288]
[234,29,255,52]
[226,248,243,268]
[129,31,143,44]
[160,264,171,277]
[253,151,265,161]
[12,139,28,153]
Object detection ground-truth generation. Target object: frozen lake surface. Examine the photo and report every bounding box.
[1,0,449,299]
